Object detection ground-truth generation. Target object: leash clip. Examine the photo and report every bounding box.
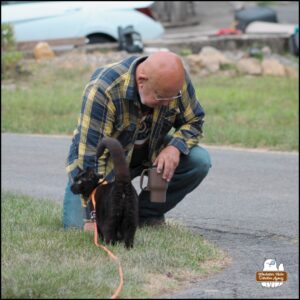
[90,210,96,221]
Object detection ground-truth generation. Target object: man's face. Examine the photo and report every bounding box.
[139,80,179,108]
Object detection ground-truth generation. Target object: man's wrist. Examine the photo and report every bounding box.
[166,144,181,155]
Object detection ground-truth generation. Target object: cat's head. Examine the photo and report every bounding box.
[70,167,101,198]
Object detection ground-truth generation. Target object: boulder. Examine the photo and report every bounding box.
[198,46,233,73]
[284,66,298,78]
[186,46,234,74]
[33,42,55,60]
[262,58,286,76]
[185,54,204,74]
[198,46,232,65]
[237,58,262,75]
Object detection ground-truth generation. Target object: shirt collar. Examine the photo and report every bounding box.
[123,55,147,100]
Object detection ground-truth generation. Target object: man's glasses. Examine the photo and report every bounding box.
[155,90,182,101]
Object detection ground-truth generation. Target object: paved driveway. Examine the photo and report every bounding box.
[2,133,299,298]
[163,1,299,36]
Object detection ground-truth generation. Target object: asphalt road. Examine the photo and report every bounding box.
[2,133,299,298]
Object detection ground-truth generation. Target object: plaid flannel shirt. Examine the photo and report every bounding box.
[66,55,205,196]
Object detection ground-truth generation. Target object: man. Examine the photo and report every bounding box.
[63,51,211,230]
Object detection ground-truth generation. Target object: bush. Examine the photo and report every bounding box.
[1,23,16,51]
[1,24,23,79]
[1,51,24,78]
[180,47,193,56]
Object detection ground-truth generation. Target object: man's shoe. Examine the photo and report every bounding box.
[139,215,165,228]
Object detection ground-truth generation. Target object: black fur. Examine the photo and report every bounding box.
[70,137,138,249]
[70,167,101,199]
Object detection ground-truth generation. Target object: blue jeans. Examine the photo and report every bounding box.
[62,143,211,228]
[63,179,86,229]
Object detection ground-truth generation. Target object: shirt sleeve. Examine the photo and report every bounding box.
[168,71,205,155]
[77,82,116,176]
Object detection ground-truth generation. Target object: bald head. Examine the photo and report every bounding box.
[141,51,185,97]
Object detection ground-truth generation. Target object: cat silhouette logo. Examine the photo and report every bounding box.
[256,259,288,288]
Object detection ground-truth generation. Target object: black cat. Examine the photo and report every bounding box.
[71,137,138,249]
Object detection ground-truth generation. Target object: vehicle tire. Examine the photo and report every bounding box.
[86,34,116,44]
[289,32,299,57]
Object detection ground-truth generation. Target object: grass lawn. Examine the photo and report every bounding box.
[196,75,299,151]
[1,60,298,151]
[1,192,228,299]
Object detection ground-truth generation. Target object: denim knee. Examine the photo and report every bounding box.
[189,146,212,177]
[63,179,84,229]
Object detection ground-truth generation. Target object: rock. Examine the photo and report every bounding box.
[186,46,234,74]
[284,66,298,78]
[202,56,220,73]
[199,46,233,73]
[198,46,232,64]
[223,50,246,62]
[33,42,55,60]
[262,59,286,76]
[185,54,204,74]
[237,58,262,75]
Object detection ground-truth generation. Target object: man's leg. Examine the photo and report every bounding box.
[63,178,87,229]
[138,145,212,222]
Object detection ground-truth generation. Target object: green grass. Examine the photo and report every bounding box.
[196,76,299,151]
[1,64,90,134]
[1,61,298,150]
[1,192,226,299]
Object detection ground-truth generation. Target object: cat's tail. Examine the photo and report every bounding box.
[96,137,130,182]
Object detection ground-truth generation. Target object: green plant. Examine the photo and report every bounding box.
[180,48,193,56]
[219,63,238,72]
[1,23,16,51]
[1,23,24,79]
[1,51,23,78]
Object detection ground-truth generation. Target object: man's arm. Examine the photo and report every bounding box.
[154,71,205,182]
[168,70,205,154]
[77,83,115,176]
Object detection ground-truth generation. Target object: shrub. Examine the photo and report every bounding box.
[1,23,16,51]
[1,51,24,78]
[180,47,193,56]
[1,23,23,79]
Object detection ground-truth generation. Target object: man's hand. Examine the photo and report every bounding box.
[153,145,180,182]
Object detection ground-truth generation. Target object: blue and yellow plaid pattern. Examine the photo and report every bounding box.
[66,55,205,184]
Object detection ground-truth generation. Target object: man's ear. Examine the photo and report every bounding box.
[137,72,148,85]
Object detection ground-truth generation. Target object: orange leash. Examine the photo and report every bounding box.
[90,187,124,299]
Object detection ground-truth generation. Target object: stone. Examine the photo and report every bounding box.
[262,59,286,76]
[284,66,298,78]
[198,46,233,73]
[185,54,204,74]
[186,46,235,74]
[198,46,232,65]
[237,58,262,75]
[33,42,55,60]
